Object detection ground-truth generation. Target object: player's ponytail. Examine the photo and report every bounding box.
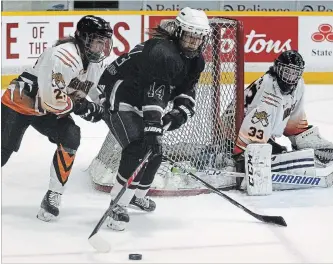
[53,36,77,47]
[146,20,176,40]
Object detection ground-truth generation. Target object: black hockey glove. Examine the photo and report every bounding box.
[144,124,163,156]
[267,138,287,154]
[73,98,104,123]
[162,105,195,131]
[232,152,246,190]
[232,152,245,173]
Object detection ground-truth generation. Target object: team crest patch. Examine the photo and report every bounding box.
[52,71,66,89]
[251,110,270,127]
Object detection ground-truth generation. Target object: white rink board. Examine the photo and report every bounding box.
[1,15,141,69]
[298,16,333,71]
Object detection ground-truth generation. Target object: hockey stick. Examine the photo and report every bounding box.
[164,156,287,227]
[88,150,152,253]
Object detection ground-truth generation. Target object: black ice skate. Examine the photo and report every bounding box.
[36,190,62,222]
[130,195,156,212]
[107,202,130,231]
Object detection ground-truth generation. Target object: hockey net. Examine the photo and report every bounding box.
[88,17,244,196]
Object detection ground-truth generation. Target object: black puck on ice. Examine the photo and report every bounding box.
[129,253,142,260]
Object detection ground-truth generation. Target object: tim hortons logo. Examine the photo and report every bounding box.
[220,28,292,54]
[311,24,333,42]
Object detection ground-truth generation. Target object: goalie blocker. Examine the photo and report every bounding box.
[241,143,333,196]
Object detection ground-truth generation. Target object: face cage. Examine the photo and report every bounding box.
[82,33,113,63]
[275,61,304,85]
[177,29,210,59]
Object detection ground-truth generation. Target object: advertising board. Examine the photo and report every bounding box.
[1,11,332,86]
[2,15,142,68]
[298,16,333,71]
[149,16,298,63]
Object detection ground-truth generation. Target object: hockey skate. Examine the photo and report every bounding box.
[36,190,62,222]
[107,202,130,231]
[130,195,156,212]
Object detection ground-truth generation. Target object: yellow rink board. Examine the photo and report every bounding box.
[2,72,332,90]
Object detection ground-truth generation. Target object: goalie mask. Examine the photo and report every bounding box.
[75,15,113,63]
[173,7,211,59]
[274,50,305,94]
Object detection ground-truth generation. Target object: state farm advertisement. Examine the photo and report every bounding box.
[1,15,142,67]
[298,16,333,70]
[148,16,298,63]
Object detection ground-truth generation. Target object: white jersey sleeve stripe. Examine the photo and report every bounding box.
[260,99,278,108]
[56,50,78,69]
[60,48,80,65]
[263,91,282,101]
[262,95,280,105]
[54,55,75,71]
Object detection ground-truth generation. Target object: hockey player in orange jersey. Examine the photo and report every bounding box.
[1,15,113,221]
[233,50,333,188]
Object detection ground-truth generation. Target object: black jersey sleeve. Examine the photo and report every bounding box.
[139,40,184,130]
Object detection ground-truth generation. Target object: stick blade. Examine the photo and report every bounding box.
[261,215,287,227]
[88,233,111,253]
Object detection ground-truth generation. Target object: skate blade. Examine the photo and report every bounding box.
[106,219,126,231]
[128,204,153,212]
[36,208,56,222]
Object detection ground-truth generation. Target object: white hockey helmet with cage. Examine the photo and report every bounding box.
[175,7,211,36]
[174,7,211,58]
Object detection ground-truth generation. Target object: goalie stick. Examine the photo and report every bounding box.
[164,156,287,227]
[88,150,152,253]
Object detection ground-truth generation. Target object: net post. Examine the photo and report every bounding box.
[211,22,222,146]
[235,20,244,137]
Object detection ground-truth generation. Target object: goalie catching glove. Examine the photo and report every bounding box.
[73,98,104,123]
[288,126,333,167]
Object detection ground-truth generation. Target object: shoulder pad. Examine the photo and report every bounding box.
[192,53,205,74]
[53,43,82,70]
[144,40,184,82]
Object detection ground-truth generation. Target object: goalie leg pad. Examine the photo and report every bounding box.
[271,149,315,175]
[245,143,272,196]
[270,149,329,190]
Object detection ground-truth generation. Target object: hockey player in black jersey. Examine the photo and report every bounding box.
[96,7,211,231]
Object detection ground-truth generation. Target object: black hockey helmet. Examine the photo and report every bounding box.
[273,50,305,94]
[75,15,113,63]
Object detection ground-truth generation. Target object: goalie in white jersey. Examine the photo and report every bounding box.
[1,15,113,221]
[233,50,333,188]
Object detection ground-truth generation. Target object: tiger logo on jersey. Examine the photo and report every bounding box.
[251,110,270,127]
[52,72,66,89]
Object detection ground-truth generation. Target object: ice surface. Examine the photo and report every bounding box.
[1,85,333,263]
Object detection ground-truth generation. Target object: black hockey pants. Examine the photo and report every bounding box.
[104,110,162,191]
[1,103,80,185]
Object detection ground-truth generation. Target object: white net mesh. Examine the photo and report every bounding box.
[88,17,244,196]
